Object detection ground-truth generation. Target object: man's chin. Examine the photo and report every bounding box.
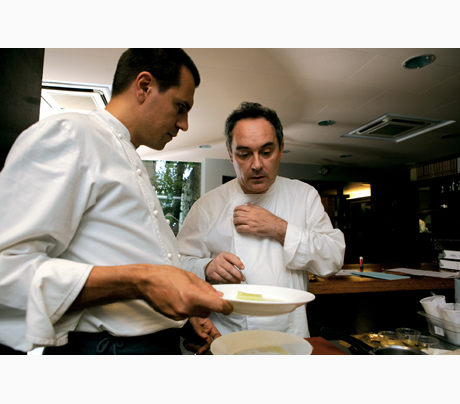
[244,181,269,194]
[155,139,171,151]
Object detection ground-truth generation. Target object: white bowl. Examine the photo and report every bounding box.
[214,284,315,317]
[210,329,313,355]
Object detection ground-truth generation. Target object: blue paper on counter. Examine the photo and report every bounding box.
[350,271,410,280]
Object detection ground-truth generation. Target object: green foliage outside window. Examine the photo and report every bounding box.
[143,160,201,235]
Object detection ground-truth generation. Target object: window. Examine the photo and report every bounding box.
[143,160,201,235]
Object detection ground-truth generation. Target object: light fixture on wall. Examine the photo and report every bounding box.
[347,184,371,200]
[319,166,329,176]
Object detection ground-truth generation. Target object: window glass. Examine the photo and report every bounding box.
[143,160,201,235]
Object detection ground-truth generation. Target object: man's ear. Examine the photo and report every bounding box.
[135,71,156,103]
[227,148,233,163]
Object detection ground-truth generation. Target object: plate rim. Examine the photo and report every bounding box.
[214,284,315,305]
[210,329,313,355]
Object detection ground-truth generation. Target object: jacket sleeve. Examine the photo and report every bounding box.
[176,203,213,280]
[0,118,94,347]
[283,187,345,277]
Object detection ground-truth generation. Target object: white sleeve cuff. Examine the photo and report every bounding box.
[283,222,302,267]
[25,259,93,346]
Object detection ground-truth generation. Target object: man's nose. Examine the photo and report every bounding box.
[252,154,263,170]
[176,114,189,132]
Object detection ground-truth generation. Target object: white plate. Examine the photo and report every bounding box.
[214,284,315,316]
[211,329,313,355]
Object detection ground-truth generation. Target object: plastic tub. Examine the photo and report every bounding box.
[417,311,460,346]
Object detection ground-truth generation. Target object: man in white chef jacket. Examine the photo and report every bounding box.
[0,49,232,355]
[177,102,345,338]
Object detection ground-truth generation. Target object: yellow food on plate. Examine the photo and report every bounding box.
[237,291,263,301]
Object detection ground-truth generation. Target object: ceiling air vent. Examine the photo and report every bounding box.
[40,81,112,121]
[342,114,455,142]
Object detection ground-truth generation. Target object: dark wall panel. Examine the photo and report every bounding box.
[0,48,44,170]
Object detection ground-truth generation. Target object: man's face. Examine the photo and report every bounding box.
[133,66,195,150]
[228,118,284,194]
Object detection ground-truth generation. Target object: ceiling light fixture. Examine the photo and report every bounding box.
[342,114,454,142]
[199,145,211,149]
[441,133,460,140]
[318,120,335,126]
[402,54,436,69]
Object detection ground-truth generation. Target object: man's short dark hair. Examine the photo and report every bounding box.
[111,49,200,96]
[224,102,284,151]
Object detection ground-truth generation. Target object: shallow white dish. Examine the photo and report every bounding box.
[211,329,313,355]
[214,284,315,316]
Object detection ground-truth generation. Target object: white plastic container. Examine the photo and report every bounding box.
[418,311,460,346]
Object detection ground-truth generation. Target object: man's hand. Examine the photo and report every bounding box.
[233,203,287,245]
[70,264,234,321]
[137,265,234,320]
[182,317,222,355]
[205,252,246,284]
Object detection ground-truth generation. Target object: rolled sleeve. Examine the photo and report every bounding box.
[283,222,302,267]
[0,117,97,349]
[177,204,213,279]
[25,259,93,346]
[283,186,345,277]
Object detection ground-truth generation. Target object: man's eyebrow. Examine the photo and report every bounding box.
[235,142,275,151]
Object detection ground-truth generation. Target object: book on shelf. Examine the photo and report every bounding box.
[440,250,460,260]
[439,259,460,271]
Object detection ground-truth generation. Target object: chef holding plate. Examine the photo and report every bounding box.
[177,101,345,338]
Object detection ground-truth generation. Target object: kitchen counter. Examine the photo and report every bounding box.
[306,337,348,355]
[308,263,456,295]
[306,263,458,337]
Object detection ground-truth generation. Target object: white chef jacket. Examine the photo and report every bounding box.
[0,108,186,352]
[177,177,345,338]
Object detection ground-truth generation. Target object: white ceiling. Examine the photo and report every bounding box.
[43,48,460,170]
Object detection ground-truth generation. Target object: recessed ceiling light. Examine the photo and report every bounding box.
[340,154,352,158]
[402,54,435,69]
[199,145,211,149]
[318,120,336,126]
[441,133,460,140]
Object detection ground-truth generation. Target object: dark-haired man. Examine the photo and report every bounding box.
[0,49,232,355]
[177,102,345,338]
